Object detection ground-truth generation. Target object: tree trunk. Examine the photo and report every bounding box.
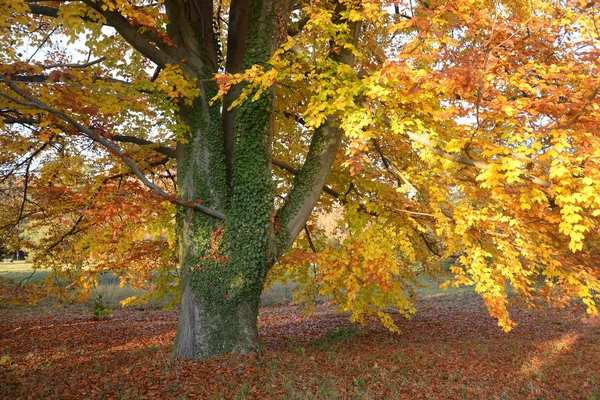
[173,91,274,359]
[170,0,295,360]
[175,278,261,358]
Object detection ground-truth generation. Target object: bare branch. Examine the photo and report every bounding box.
[0,137,51,185]
[371,138,454,220]
[111,134,176,158]
[419,232,444,257]
[304,225,317,253]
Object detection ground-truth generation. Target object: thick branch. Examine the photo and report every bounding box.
[26,4,59,18]
[27,1,174,63]
[275,117,346,249]
[80,0,177,69]
[3,81,225,220]
[111,134,176,158]
[221,0,252,185]
[271,158,341,199]
[275,17,362,252]
[164,0,219,76]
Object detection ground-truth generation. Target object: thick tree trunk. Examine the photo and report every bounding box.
[173,103,272,359]
[175,278,261,358]
[170,0,293,360]
[173,95,273,359]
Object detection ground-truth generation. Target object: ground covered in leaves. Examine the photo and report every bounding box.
[1,294,599,399]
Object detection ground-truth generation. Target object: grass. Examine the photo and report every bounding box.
[2,261,479,310]
[92,282,147,306]
[415,274,476,298]
[0,261,49,283]
[260,281,296,307]
[259,275,477,309]
[92,273,148,306]
[0,261,148,308]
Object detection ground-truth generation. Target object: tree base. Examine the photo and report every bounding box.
[174,284,260,360]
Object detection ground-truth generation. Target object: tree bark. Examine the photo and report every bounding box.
[175,277,261,358]
[172,0,291,359]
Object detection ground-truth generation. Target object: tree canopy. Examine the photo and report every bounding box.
[1,0,600,357]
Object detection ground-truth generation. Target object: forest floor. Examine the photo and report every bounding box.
[1,292,600,399]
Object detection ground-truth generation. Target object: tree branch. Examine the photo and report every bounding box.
[111,134,176,158]
[275,117,346,247]
[275,16,362,253]
[42,57,106,69]
[271,158,341,199]
[2,72,157,97]
[288,15,310,37]
[26,3,59,18]
[406,132,552,188]
[371,138,454,220]
[304,225,318,253]
[80,0,177,69]
[2,80,225,220]
[221,0,253,186]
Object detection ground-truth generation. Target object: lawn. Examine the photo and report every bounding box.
[0,261,48,284]
[1,287,599,399]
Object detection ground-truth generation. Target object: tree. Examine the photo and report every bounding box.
[1,0,599,359]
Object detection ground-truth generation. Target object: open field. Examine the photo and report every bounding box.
[2,292,599,399]
[0,261,48,284]
[0,262,147,307]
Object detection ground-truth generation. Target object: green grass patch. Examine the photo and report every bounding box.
[1,260,479,310]
[93,281,147,307]
[0,262,150,308]
[0,261,49,283]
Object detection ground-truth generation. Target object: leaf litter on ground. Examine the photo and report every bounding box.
[1,293,599,399]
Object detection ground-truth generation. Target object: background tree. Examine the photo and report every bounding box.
[1,0,599,360]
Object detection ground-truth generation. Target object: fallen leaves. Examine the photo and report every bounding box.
[1,295,599,399]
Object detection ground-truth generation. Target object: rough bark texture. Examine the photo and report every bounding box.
[173,0,292,359]
[175,281,260,358]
